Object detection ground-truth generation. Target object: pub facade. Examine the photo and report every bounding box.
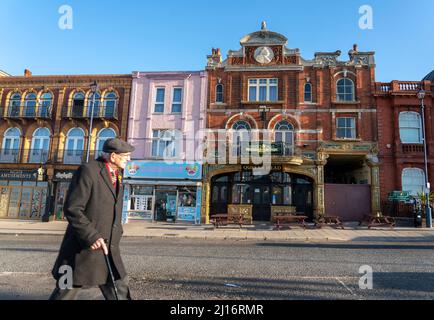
[202,22,380,224]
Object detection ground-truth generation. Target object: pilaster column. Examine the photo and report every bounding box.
[367,157,381,214]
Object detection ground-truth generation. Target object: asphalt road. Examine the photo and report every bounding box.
[0,234,433,300]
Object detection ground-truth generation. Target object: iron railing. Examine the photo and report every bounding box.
[0,149,50,164]
[1,106,52,118]
[62,106,118,119]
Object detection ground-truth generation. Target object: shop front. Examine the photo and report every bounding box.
[0,169,48,220]
[122,161,202,224]
[209,165,314,222]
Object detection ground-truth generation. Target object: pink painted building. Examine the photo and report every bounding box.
[123,71,207,223]
[127,71,207,159]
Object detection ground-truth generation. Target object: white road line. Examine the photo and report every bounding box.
[0,272,49,276]
[335,277,360,299]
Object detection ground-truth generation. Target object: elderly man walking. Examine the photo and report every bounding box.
[49,138,134,300]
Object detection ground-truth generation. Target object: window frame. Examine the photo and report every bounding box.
[336,78,355,102]
[399,111,423,144]
[216,84,224,103]
[171,87,183,114]
[248,78,278,102]
[336,117,356,139]
[154,87,165,113]
[402,168,426,196]
[304,83,312,102]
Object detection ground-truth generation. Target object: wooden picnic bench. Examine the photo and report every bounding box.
[210,204,253,228]
[272,213,308,230]
[359,213,396,229]
[315,216,345,229]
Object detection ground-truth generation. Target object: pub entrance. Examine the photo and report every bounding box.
[210,170,314,221]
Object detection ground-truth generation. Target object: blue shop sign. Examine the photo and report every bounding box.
[124,161,202,180]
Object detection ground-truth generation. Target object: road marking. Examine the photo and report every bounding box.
[0,272,49,276]
[335,277,363,299]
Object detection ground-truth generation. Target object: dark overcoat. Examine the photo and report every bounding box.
[51,158,126,286]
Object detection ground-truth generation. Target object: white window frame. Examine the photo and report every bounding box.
[95,128,116,159]
[399,111,422,144]
[154,87,165,113]
[30,128,50,163]
[402,168,425,196]
[336,117,356,139]
[248,78,278,102]
[274,120,294,156]
[2,127,21,151]
[171,87,183,113]
[336,79,355,102]
[151,129,182,159]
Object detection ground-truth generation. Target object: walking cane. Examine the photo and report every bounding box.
[104,239,119,300]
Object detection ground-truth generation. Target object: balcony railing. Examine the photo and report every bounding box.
[0,149,50,164]
[62,106,118,119]
[27,149,50,164]
[1,106,52,118]
[402,144,425,154]
[54,149,101,165]
[0,149,21,163]
[375,81,429,94]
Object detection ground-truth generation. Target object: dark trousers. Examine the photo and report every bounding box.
[49,277,132,300]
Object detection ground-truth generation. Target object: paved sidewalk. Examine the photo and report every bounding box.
[1,219,434,242]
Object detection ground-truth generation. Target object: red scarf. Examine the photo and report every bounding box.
[104,161,118,189]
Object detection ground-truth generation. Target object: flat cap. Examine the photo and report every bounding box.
[103,138,135,153]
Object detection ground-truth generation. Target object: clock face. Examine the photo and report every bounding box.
[254,46,274,64]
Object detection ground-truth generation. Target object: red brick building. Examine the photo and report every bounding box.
[202,22,380,223]
[375,71,434,217]
[0,71,132,221]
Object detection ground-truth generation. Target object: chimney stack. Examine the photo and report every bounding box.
[24,69,32,77]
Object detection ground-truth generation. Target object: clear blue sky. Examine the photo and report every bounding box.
[0,0,433,82]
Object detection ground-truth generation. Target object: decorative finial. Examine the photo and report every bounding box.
[261,21,267,30]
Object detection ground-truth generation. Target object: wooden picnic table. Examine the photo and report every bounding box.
[210,213,246,228]
[272,213,308,230]
[315,216,345,229]
[210,214,229,228]
[359,214,396,229]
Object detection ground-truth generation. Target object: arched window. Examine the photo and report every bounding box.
[336,79,354,102]
[399,112,422,144]
[275,120,294,156]
[1,128,21,163]
[24,93,37,117]
[65,128,85,164]
[304,83,312,102]
[30,128,50,163]
[103,92,117,118]
[8,93,21,117]
[402,168,425,196]
[216,84,224,103]
[39,92,52,118]
[95,128,116,159]
[87,92,101,117]
[72,92,85,117]
[231,121,251,157]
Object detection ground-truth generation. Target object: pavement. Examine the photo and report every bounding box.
[1,219,434,242]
